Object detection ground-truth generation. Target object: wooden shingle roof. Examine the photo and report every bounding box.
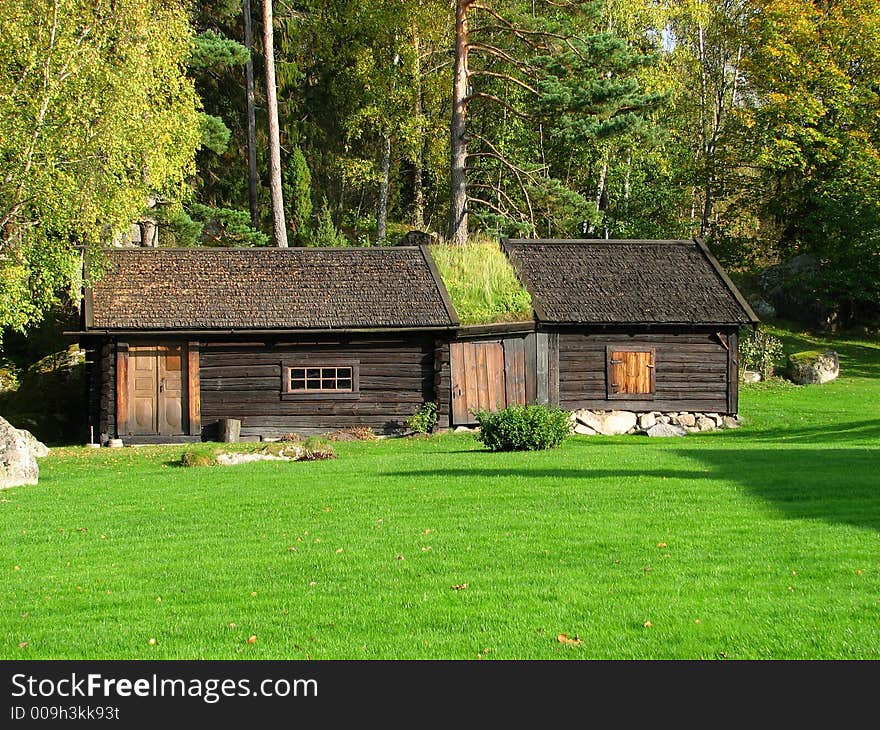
[502,239,758,325]
[86,246,458,331]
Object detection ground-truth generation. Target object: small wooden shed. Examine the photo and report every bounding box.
[76,246,458,443]
[497,238,759,417]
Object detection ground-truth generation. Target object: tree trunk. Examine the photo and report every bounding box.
[262,0,288,247]
[376,132,391,243]
[448,0,471,246]
[412,27,425,230]
[243,0,259,228]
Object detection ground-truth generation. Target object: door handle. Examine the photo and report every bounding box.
[159,379,166,393]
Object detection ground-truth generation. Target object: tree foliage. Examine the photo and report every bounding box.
[735,0,880,319]
[0,0,201,335]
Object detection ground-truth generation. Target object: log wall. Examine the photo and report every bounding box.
[556,328,737,414]
[197,335,437,438]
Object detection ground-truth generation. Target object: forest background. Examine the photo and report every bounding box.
[2,0,879,344]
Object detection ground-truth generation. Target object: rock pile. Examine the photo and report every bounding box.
[570,409,739,437]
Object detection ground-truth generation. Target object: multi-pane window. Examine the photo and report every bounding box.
[606,347,655,399]
[289,365,353,392]
[282,361,359,399]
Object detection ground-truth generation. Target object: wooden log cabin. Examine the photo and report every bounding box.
[491,238,759,419]
[75,238,757,442]
[77,246,458,443]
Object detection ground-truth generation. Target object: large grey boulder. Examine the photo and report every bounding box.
[638,412,657,431]
[748,296,776,320]
[573,423,598,436]
[786,351,839,385]
[575,410,637,436]
[0,417,38,489]
[677,413,696,427]
[695,416,717,432]
[646,423,688,438]
[17,429,49,458]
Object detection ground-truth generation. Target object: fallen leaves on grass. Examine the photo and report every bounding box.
[148,638,157,646]
[657,542,667,548]
[643,621,653,628]
[18,642,28,649]
[247,635,257,644]
[451,583,468,591]
[557,634,582,646]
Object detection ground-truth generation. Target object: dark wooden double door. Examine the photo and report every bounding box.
[127,344,187,436]
[450,333,553,425]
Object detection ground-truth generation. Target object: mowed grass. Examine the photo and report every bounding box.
[2,330,879,659]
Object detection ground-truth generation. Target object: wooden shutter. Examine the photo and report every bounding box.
[607,347,655,399]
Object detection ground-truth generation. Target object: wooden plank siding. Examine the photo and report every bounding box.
[433,339,451,430]
[450,333,548,424]
[114,343,129,436]
[187,342,201,435]
[556,329,736,414]
[198,335,437,437]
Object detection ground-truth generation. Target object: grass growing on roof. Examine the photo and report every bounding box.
[1,327,879,659]
[429,236,532,324]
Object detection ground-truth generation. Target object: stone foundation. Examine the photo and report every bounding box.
[570,409,738,437]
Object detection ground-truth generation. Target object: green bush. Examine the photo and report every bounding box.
[739,326,784,380]
[406,402,438,434]
[475,404,572,452]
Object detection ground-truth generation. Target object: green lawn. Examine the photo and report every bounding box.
[2,328,879,659]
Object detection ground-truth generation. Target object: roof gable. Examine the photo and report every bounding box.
[87,246,459,331]
[502,239,758,326]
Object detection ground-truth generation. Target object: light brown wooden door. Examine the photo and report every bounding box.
[450,341,506,424]
[126,344,187,436]
[129,346,159,435]
[158,345,186,435]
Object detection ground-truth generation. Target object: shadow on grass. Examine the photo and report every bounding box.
[388,446,880,533]
[685,447,880,532]
[717,419,880,444]
[385,467,710,481]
